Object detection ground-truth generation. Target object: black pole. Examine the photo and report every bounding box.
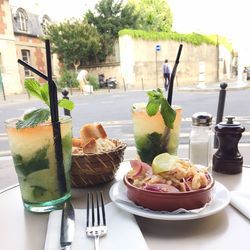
[214,82,228,148]
[141,78,144,90]
[2,85,6,101]
[123,78,127,92]
[1,81,6,101]
[155,51,158,88]
[61,88,71,116]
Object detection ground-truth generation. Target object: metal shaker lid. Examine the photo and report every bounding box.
[192,112,213,126]
[215,116,245,135]
[219,116,240,127]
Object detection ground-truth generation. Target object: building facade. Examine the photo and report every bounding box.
[0,0,54,95]
[0,0,234,95]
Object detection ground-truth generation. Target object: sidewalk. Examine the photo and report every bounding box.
[0,81,250,105]
[177,80,250,92]
[1,80,249,106]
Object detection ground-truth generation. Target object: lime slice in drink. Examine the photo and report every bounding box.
[152,153,178,174]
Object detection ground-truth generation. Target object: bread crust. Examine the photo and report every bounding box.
[82,138,97,154]
[80,123,107,144]
[72,123,117,154]
[72,138,83,147]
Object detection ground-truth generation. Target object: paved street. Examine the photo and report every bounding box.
[0,83,250,189]
[1,86,250,156]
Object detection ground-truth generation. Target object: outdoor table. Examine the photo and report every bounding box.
[1,153,250,250]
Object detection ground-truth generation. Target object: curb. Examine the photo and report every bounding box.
[177,82,250,92]
[1,82,249,105]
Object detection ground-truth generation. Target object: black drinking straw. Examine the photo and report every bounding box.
[18,59,48,81]
[45,39,67,195]
[167,44,183,106]
[18,40,67,195]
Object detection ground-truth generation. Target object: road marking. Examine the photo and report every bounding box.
[2,143,250,157]
[125,143,250,151]
[0,137,8,141]
[1,117,250,155]
[101,117,250,125]
[0,150,11,156]
[100,101,113,104]
[75,103,89,106]
[105,124,129,128]
[102,120,132,125]
[111,94,126,98]
[0,155,12,160]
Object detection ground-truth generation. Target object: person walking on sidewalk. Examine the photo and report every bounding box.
[162,59,171,91]
[77,69,89,94]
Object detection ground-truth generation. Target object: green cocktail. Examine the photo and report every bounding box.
[132,103,182,165]
[5,116,72,212]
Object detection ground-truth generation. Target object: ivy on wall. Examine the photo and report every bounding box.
[119,29,233,53]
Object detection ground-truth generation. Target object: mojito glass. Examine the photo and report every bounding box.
[5,116,72,213]
[132,103,182,164]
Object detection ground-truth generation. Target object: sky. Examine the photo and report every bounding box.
[168,0,250,67]
[10,0,98,21]
[9,0,250,65]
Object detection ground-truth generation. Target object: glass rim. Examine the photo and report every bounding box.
[132,102,182,111]
[5,115,72,128]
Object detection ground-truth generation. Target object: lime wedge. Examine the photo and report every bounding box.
[152,153,178,174]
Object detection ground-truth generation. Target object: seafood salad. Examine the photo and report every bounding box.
[126,154,212,193]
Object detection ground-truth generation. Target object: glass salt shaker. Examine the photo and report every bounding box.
[189,112,213,168]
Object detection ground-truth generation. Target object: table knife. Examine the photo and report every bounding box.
[60,201,75,250]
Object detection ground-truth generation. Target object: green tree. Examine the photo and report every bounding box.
[45,19,101,68]
[85,0,139,61]
[57,68,79,89]
[128,0,173,32]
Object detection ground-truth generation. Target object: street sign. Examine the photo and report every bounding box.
[155,44,161,52]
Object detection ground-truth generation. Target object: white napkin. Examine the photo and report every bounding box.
[230,190,250,220]
[44,202,148,250]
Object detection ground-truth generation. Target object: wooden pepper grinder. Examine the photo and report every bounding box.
[213,116,245,174]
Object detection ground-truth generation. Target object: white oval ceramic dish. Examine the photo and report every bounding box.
[109,180,230,221]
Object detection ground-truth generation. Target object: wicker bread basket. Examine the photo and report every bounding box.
[71,139,127,188]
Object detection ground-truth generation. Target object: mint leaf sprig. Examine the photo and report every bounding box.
[146,88,176,129]
[16,108,50,129]
[16,79,75,128]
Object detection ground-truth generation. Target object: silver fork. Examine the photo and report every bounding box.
[86,192,107,250]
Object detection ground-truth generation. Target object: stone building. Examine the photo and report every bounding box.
[0,0,53,95]
[0,0,234,95]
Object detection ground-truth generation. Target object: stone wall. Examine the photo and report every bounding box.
[84,63,123,89]
[119,35,232,89]
[79,35,233,91]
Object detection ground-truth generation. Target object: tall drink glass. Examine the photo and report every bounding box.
[5,116,72,213]
[132,103,182,164]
